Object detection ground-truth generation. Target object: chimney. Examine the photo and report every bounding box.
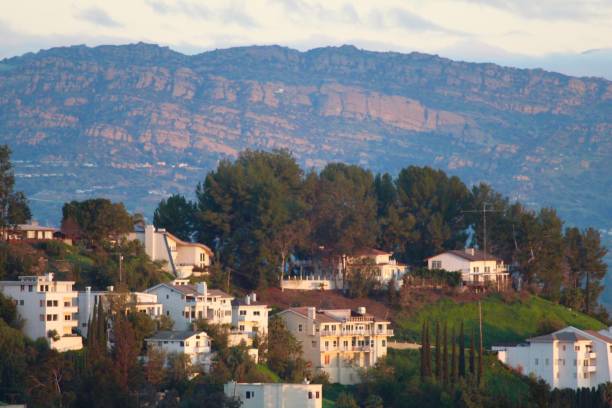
[46,272,55,281]
[245,294,251,305]
[107,285,114,292]
[307,307,316,321]
[357,306,366,315]
[251,292,257,302]
[196,282,207,296]
[466,248,475,256]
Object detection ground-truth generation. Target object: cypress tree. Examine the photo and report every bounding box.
[420,321,426,381]
[97,301,107,352]
[424,321,432,378]
[458,322,465,378]
[88,302,98,350]
[478,326,484,385]
[442,322,449,386]
[435,321,441,381]
[450,326,457,383]
[469,329,475,376]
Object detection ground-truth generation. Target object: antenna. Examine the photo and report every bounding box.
[462,202,500,259]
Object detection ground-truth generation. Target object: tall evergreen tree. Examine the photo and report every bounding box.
[469,330,475,376]
[458,322,465,378]
[478,326,484,385]
[420,321,426,381]
[442,322,449,386]
[434,321,441,381]
[153,194,197,241]
[450,327,457,382]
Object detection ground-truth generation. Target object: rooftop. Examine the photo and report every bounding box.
[529,331,591,343]
[430,248,503,262]
[146,331,206,341]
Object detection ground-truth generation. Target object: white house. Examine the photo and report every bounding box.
[146,280,233,330]
[224,381,322,408]
[77,287,163,337]
[145,330,212,368]
[0,273,83,351]
[282,248,407,291]
[131,225,213,278]
[426,248,509,289]
[277,306,392,384]
[495,326,612,389]
[231,293,270,338]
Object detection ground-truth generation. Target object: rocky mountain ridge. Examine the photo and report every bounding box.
[0,43,610,254]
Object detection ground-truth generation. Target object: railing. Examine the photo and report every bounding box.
[586,365,597,373]
[320,329,394,337]
[588,352,597,359]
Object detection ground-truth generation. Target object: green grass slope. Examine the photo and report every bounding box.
[395,294,606,347]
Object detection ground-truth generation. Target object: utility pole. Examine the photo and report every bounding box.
[119,254,123,284]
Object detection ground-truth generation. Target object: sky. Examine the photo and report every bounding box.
[1,0,611,79]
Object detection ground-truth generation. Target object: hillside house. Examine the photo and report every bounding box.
[282,248,407,291]
[0,273,83,351]
[277,306,392,384]
[495,326,612,389]
[146,280,233,330]
[224,381,322,408]
[3,221,58,241]
[145,330,212,369]
[426,248,509,289]
[77,287,163,337]
[131,225,213,278]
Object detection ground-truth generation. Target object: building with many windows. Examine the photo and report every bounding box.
[146,280,233,330]
[426,248,509,289]
[277,306,392,384]
[0,273,82,351]
[145,330,212,369]
[131,225,213,278]
[231,293,270,338]
[495,326,612,389]
[77,287,163,337]
[224,381,322,408]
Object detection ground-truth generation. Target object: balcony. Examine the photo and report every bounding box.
[588,352,597,359]
[586,365,597,373]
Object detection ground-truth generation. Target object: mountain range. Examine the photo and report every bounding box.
[0,42,610,301]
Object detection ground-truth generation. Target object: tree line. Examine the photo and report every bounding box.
[152,149,608,317]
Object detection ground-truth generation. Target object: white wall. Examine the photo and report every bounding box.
[224,382,322,408]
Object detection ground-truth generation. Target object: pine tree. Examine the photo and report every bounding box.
[423,321,432,378]
[442,322,449,386]
[458,322,465,378]
[469,330,475,376]
[420,321,426,381]
[435,321,441,381]
[477,326,484,385]
[450,327,457,383]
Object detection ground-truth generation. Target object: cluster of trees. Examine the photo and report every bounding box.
[153,150,608,316]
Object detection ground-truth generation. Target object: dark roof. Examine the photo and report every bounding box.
[529,331,590,343]
[585,330,612,344]
[146,331,205,341]
[208,289,233,298]
[439,249,502,262]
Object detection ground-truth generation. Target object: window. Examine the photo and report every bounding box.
[432,260,442,269]
[180,341,184,347]
[308,392,313,399]
[382,340,387,347]
[316,391,320,399]
[253,311,260,316]
[484,266,491,273]
[64,315,71,321]
[324,325,329,331]
[298,324,303,332]
[333,341,337,347]
[185,341,189,347]
[343,340,348,349]
[535,358,539,366]
[324,355,330,365]
[28,285,33,292]
[19,300,24,306]
[246,391,254,399]
[575,346,580,351]
[325,341,329,350]
[64,302,70,307]
[473,267,480,273]
[239,325,245,331]
[240,310,247,316]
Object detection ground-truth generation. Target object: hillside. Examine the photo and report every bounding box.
[394,293,606,347]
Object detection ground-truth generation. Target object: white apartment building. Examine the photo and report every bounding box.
[131,225,213,278]
[231,293,270,337]
[146,280,233,330]
[278,306,392,384]
[145,330,212,368]
[77,287,163,337]
[0,273,83,351]
[224,381,322,408]
[427,248,509,289]
[495,326,612,389]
